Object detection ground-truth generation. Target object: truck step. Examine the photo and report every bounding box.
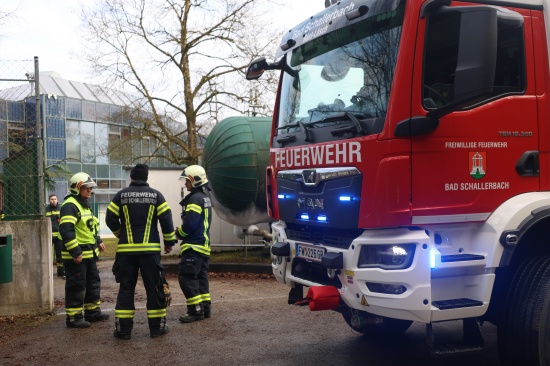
[429,342,484,357]
[426,318,484,357]
[440,254,485,262]
[432,298,483,310]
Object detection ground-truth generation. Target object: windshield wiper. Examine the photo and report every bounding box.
[304,112,367,136]
[277,120,312,142]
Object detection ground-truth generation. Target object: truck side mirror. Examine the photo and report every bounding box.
[246,57,268,80]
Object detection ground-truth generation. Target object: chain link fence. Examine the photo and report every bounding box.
[0,58,44,220]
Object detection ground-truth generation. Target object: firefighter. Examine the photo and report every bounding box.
[46,194,64,278]
[176,165,213,323]
[60,172,110,328]
[106,164,176,339]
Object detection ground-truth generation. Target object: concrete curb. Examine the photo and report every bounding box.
[163,262,273,275]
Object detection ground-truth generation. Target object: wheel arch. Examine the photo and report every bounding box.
[482,193,550,324]
[498,205,550,268]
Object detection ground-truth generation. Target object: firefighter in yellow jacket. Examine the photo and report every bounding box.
[59,172,110,328]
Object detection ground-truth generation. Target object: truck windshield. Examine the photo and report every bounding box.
[277,2,404,136]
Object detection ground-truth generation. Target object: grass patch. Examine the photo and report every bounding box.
[100,237,272,264]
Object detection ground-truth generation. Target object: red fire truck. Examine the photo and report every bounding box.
[246,0,550,364]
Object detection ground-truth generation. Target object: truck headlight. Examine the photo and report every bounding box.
[358,244,415,270]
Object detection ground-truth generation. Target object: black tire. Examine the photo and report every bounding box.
[342,310,412,338]
[498,255,550,366]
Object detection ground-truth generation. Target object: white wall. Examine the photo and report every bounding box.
[0,219,54,316]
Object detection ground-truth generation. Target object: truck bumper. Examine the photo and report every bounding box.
[271,222,492,323]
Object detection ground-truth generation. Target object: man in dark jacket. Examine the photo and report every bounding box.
[60,172,110,329]
[46,194,64,278]
[176,165,213,323]
[106,164,176,339]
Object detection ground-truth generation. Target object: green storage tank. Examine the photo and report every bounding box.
[203,116,272,226]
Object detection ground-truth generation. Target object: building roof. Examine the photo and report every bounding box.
[0,72,135,106]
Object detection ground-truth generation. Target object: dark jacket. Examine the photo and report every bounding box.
[106,181,176,254]
[176,184,212,256]
[45,203,60,235]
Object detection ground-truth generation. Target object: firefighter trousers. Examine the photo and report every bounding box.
[63,258,102,320]
[52,236,64,275]
[114,253,166,332]
[178,250,210,313]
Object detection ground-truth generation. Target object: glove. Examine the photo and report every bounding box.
[157,272,172,308]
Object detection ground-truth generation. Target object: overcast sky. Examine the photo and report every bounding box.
[1,0,324,84]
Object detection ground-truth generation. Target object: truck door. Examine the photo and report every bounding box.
[409,5,538,222]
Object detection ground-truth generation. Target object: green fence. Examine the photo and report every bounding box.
[0,58,44,220]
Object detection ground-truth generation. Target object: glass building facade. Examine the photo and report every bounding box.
[37,74,180,204]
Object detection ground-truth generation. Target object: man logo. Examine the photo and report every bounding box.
[303,169,317,186]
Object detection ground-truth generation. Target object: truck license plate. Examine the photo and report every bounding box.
[296,243,326,262]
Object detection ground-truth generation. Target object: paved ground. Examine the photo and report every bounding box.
[0,258,502,366]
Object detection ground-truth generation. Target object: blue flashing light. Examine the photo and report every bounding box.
[300,213,310,220]
[430,249,436,269]
[317,215,327,222]
[339,196,352,202]
[278,194,286,199]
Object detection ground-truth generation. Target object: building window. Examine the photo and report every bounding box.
[45,97,65,117]
[96,164,109,178]
[82,101,96,121]
[96,179,109,189]
[110,180,122,189]
[81,121,96,163]
[7,101,24,121]
[66,120,81,162]
[66,99,82,119]
[46,118,65,138]
[95,123,109,164]
[110,165,122,179]
[96,103,110,122]
[47,140,66,160]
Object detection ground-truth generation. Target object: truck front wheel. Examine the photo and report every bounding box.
[498,255,550,366]
[342,309,412,338]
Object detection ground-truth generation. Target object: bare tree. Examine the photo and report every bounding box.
[80,0,279,165]
[0,6,19,43]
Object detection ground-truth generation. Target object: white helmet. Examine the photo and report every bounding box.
[179,165,208,188]
[69,172,97,195]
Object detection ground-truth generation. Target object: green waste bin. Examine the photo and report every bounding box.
[0,235,13,283]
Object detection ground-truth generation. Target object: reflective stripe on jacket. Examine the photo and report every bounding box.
[59,195,100,260]
[45,204,60,236]
[105,181,176,254]
[176,186,212,256]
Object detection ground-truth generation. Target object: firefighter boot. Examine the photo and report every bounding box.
[113,318,132,340]
[203,303,211,319]
[66,314,91,329]
[149,317,170,338]
[179,304,205,323]
[85,311,110,323]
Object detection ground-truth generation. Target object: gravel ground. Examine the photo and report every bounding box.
[0,258,289,366]
[0,259,502,366]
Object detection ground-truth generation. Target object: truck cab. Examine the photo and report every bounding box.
[247,1,550,364]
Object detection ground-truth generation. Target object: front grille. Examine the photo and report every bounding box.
[286,223,362,249]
